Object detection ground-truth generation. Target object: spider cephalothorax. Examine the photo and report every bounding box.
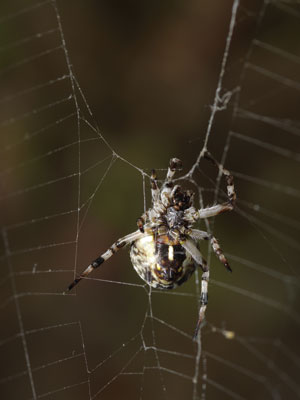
[67,152,236,338]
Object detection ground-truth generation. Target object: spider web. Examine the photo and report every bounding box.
[0,0,300,399]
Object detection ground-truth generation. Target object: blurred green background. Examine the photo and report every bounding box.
[0,0,300,399]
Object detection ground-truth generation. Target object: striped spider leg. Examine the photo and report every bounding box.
[200,150,236,216]
[67,230,145,291]
[66,155,236,341]
[188,151,236,338]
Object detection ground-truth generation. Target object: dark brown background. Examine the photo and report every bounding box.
[0,0,300,399]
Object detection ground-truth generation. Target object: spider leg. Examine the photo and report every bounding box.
[137,211,149,233]
[191,229,232,272]
[198,203,233,219]
[67,230,145,291]
[194,270,209,340]
[161,158,182,206]
[179,237,209,339]
[166,158,182,182]
[198,151,236,219]
[150,169,160,204]
[181,238,208,271]
[203,150,236,205]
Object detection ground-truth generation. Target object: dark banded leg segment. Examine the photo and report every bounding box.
[191,229,232,272]
[197,151,236,219]
[67,230,145,291]
[137,210,149,233]
[210,236,232,272]
[166,158,182,182]
[203,150,236,205]
[161,158,183,206]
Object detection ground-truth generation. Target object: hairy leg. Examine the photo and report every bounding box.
[191,229,232,272]
[67,230,145,291]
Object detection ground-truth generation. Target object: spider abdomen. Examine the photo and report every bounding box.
[130,235,196,289]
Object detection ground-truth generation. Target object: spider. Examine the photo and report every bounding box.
[67,151,236,338]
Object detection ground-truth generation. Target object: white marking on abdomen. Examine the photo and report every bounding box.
[168,246,174,261]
